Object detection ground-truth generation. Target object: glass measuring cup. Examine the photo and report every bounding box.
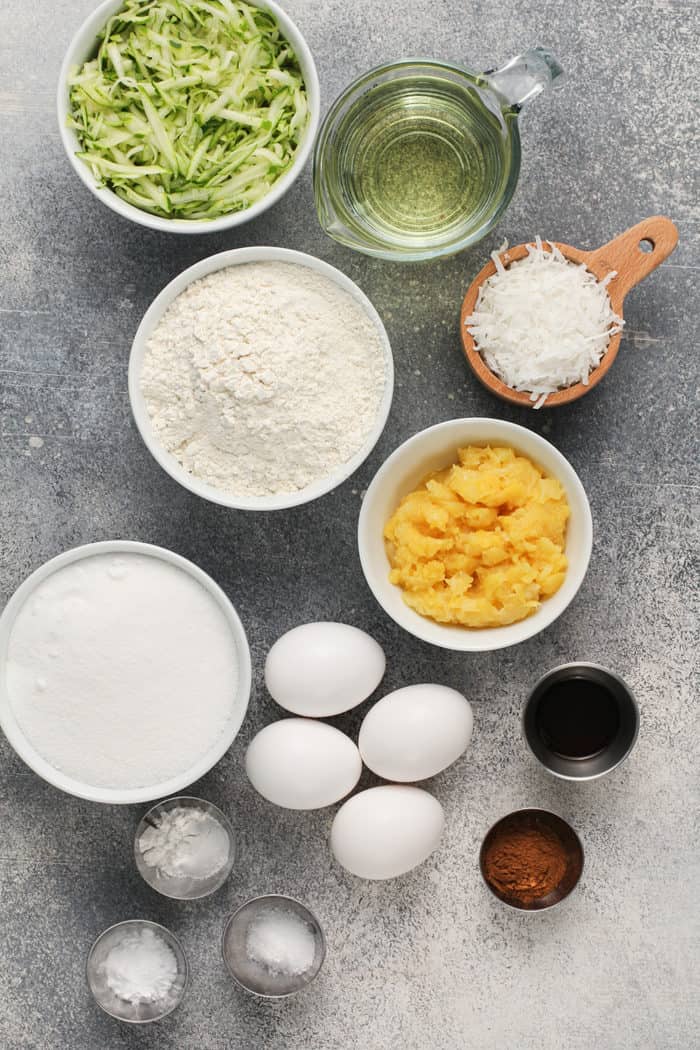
[313,48,563,262]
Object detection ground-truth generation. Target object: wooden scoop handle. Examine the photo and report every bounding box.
[582,216,679,302]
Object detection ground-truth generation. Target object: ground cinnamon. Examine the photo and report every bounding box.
[482,822,568,904]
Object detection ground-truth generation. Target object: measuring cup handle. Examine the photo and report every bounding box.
[585,216,679,300]
[484,47,564,110]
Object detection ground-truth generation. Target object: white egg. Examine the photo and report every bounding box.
[359,684,473,782]
[330,785,445,880]
[246,718,362,810]
[265,622,385,717]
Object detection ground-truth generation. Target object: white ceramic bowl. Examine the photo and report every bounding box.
[57,0,320,234]
[358,418,592,652]
[0,541,252,803]
[128,246,395,510]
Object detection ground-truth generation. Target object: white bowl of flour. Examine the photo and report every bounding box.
[128,247,394,510]
[0,541,251,803]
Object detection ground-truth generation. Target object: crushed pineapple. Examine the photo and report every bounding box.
[384,445,570,628]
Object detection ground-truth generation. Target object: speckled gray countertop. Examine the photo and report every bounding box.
[1,2,698,1047]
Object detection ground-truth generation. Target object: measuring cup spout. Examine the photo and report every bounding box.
[484,47,564,111]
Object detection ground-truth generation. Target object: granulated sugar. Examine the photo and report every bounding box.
[6,553,239,789]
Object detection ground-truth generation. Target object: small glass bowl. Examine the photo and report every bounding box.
[479,809,584,912]
[87,919,188,1024]
[222,895,326,998]
[134,796,235,900]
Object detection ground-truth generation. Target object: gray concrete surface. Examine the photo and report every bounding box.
[1,1,698,1047]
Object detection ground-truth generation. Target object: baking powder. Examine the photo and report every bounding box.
[140,262,387,498]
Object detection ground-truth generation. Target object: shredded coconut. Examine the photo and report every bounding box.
[138,806,230,880]
[140,262,388,497]
[101,927,178,1005]
[465,238,624,407]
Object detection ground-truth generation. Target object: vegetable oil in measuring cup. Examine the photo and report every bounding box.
[327,73,512,251]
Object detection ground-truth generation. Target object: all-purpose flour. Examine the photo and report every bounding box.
[140,262,388,498]
[6,553,239,790]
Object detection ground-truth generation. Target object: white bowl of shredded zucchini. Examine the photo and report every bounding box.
[57,0,319,232]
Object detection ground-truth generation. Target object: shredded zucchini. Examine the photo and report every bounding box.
[68,0,309,220]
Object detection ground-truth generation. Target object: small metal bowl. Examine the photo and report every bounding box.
[479,809,584,912]
[522,663,640,781]
[222,895,326,998]
[135,796,235,900]
[87,920,188,1023]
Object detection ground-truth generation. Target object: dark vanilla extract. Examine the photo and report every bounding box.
[536,677,620,759]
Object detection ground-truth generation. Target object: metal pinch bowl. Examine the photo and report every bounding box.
[479,809,584,912]
[522,662,640,782]
[460,215,679,407]
[222,895,326,998]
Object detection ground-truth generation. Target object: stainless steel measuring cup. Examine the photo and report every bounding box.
[313,47,563,262]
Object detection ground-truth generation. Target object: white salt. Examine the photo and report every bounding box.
[101,927,177,1005]
[5,553,239,789]
[245,907,316,977]
[138,806,230,880]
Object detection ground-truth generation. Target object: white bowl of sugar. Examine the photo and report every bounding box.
[128,247,394,511]
[0,541,251,804]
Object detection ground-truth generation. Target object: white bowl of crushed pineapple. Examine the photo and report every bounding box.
[358,418,592,652]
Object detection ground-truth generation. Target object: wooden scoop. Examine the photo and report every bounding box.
[460,216,679,408]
